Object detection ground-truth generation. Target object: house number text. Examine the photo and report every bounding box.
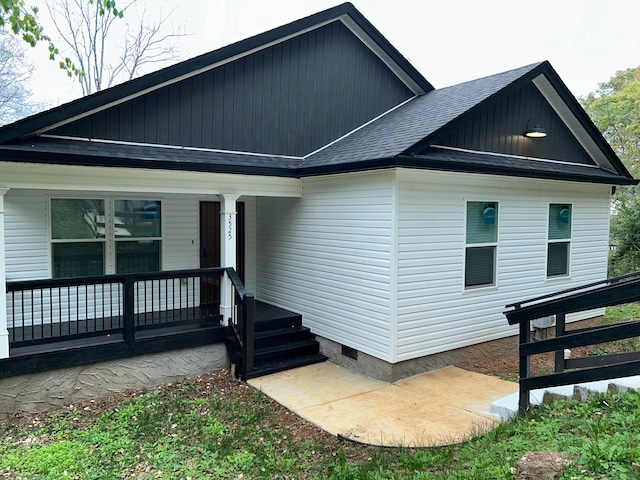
[228,214,233,240]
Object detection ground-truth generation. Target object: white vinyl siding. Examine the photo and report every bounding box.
[4,189,49,281]
[396,169,611,362]
[162,197,199,271]
[256,171,394,361]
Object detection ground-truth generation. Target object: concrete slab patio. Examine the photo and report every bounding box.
[248,362,518,447]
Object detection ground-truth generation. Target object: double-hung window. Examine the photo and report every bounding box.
[465,201,498,288]
[114,200,162,274]
[50,198,162,278]
[51,199,106,278]
[547,204,571,277]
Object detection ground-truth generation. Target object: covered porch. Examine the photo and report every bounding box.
[0,160,312,378]
[1,265,303,379]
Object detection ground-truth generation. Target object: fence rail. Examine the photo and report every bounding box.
[7,268,225,347]
[504,271,640,413]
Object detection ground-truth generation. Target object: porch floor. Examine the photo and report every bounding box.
[248,362,518,447]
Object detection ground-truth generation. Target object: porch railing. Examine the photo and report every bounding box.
[504,271,640,413]
[226,267,255,381]
[6,268,226,348]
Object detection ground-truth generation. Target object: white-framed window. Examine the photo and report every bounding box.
[547,203,571,277]
[50,198,162,278]
[465,201,498,288]
[51,198,106,278]
[114,199,162,274]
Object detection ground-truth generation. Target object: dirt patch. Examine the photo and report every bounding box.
[515,451,574,479]
[456,315,617,381]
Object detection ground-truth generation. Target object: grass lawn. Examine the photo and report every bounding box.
[2,305,640,479]
[1,368,640,480]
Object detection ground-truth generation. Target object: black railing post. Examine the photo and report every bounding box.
[123,276,135,345]
[241,293,255,381]
[519,319,531,414]
[554,313,566,373]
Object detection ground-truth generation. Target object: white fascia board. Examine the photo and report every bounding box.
[532,75,616,173]
[0,162,301,197]
[340,16,425,95]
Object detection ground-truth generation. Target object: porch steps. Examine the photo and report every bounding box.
[226,312,327,379]
[490,375,640,420]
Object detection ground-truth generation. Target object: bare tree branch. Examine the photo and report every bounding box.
[0,29,45,124]
[45,0,185,96]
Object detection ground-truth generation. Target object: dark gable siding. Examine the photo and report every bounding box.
[431,83,595,166]
[50,21,413,157]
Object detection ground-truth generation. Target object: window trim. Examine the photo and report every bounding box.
[49,196,163,278]
[464,200,499,290]
[546,202,572,279]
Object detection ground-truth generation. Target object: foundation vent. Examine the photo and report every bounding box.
[341,345,358,360]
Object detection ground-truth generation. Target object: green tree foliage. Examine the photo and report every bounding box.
[581,67,640,176]
[609,194,640,274]
[581,67,640,276]
[0,0,120,78]
[0,0,44,46]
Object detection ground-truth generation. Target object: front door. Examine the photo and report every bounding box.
[199,202,245,304]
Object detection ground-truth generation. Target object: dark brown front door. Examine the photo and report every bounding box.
[199,202,245,304]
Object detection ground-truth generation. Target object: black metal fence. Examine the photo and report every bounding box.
[6,268,226,348]
[504,271,640,413]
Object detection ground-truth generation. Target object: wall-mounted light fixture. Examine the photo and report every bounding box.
[523,117,547,138]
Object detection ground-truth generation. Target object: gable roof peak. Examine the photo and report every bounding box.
[0,1,431,144]
[435,61,547,92]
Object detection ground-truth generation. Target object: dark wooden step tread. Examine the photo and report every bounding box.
[255,338,318,355]
[255,325,310,339]
[246,353,328,379]
[254,316,302,332]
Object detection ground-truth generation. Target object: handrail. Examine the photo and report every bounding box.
[226,267,248,298]
[6,268,224,347]
[7,267,227,291]
[225,267,255,381]
[505,270,640,310]
[504,276,640,325]
[504,271,640,413]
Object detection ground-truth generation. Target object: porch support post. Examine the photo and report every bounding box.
[0,188,10,359]
[219,194,240,325]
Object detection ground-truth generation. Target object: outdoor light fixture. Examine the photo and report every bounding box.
[523,117,547,138]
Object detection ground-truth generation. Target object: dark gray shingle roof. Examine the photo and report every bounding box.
[0,138,299,176]
[302,62,543,167]
[399,147,635,185]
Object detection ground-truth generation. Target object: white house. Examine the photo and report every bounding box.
[0,3,635,381]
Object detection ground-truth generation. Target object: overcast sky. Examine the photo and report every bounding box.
[23,0,640,108]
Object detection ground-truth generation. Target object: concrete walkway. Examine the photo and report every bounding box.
[248,362,518,447]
